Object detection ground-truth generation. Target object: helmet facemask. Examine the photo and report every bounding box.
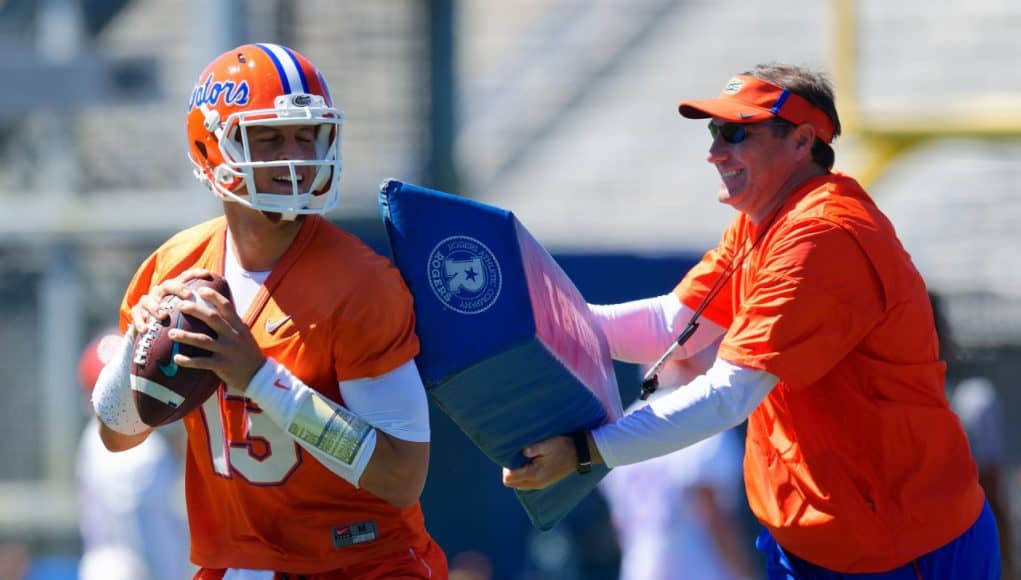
[201,93,343,220]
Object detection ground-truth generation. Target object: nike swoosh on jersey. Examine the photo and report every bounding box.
[265,315,292,334]
[159,316,185,376]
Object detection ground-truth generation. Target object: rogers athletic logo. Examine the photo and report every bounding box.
[427,236,502,314]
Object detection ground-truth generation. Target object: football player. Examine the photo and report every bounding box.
[90,43,446,579]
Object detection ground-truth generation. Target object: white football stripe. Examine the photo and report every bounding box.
[130,375,186,408]
[257,43,308,94]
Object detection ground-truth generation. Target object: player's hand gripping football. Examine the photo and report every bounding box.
[131,268,265,391]
[129,267,209,336]
[165,274,266,392]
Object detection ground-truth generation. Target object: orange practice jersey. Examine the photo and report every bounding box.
[119,216,438,573]
[675,173,984,572]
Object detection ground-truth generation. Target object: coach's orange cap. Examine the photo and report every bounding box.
[679,75,835,143]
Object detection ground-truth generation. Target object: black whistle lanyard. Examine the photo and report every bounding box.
[639,206,784,400]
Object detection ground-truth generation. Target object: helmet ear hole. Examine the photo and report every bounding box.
[194,141,208,161]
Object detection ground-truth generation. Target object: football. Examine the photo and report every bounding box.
[130,273,232,427]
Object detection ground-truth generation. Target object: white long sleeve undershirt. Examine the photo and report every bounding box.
[592,358,778,467]
[588,294,727,364]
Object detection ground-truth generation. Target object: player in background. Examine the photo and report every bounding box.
[931,292,1017,579]
[505,63,1000,578]
[76,330,191,580]
[951,375,1016,579]
[598,340,756,580]
[89,43,446,578]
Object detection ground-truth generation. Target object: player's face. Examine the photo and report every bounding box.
[706,120,800,223]
[245,124,319,196]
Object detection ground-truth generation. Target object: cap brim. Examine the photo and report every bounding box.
[678,99,774,123]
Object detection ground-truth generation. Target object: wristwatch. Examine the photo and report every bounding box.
[570,431,592,474]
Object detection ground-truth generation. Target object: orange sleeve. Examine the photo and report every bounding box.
[673,218,741,329]
[718,219,885,388]
[116,219,226,333]
[333,263,420,381]
[118,252,160,334]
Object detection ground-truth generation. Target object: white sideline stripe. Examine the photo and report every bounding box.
[129,376,185,407]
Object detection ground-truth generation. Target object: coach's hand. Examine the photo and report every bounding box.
[502,436,579,490]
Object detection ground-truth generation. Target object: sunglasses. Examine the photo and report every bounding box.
[709,120,794,144]
[707,121,751,144]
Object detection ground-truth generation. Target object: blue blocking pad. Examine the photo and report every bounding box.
[379,179,623,530]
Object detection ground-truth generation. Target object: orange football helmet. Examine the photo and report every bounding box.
[186,43,343,218]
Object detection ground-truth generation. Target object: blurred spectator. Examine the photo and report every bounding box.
[600,420,753,579]
[0,543,29,579]
[950,377,1014,579]
[931,292,1016,579]
[448,549,493,580]
[75,330,191,580]
[599,341,756,580]
[522,492,621,580]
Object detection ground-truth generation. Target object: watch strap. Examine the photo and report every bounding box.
[570,431,592,474]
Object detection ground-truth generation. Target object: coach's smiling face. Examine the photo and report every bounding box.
[706,118,821,224]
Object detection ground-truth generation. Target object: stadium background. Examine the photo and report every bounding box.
[1,0,1020,578]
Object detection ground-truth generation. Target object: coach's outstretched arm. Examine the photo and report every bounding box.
[503,358,777,490]
[588,294,726,364]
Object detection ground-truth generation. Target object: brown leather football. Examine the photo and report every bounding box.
[130,273,232,427]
